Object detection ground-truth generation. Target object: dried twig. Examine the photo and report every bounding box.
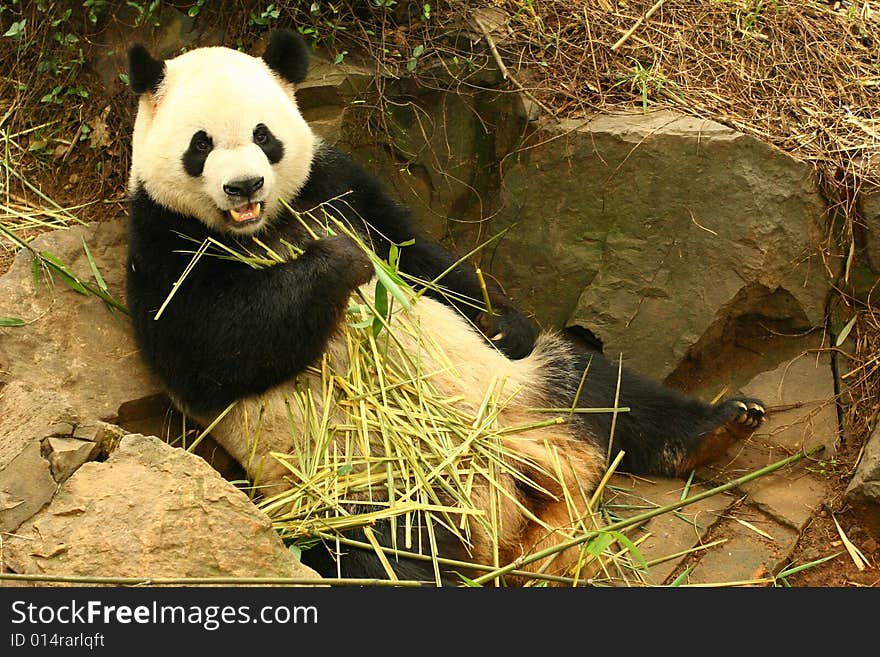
[611,0,669,51]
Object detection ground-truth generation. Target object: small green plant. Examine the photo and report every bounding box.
[40,84,89,105]
[298,2,349,47]
[126,0,162,27]
[406,44,425,72]
[19,7,91,110]
[3,18,26,39]
[612,59,677,112]
[805,458,840,476]
[735,0,778,36]
[188,0,207,18]
[250,3,280,27]
[82,0,109,24]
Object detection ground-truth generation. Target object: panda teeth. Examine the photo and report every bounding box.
[229,202,262,223]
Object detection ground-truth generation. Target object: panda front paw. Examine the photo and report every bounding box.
[307,235,374,288]
[476,306,537,359]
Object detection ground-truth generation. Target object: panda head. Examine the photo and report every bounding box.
[127,30,315,235]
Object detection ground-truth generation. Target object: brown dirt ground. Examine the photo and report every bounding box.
[774,433,880,587]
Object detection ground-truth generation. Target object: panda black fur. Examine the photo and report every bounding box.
[125,30,766,583]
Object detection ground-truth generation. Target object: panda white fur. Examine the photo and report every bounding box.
[125,30,766,584]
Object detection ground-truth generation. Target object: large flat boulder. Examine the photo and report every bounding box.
[489,110,830,380]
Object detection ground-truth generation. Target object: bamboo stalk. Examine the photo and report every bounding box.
[0,573,422,587]
[475,267,494,316]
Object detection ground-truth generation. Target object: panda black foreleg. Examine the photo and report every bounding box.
[557,347,765,477]
[130,233,373,415]
[295,145,539,359]
[393,239,538,359]
[361,218,537,359]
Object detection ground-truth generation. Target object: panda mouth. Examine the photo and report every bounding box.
[227,202,263,225]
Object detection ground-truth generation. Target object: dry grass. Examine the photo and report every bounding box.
[840,298,880,437]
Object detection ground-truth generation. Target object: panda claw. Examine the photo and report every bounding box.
[491,332,505,342]
[733,400,765,428]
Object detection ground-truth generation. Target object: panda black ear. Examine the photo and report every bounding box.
[262,29,309,85]
[128,44,165,94]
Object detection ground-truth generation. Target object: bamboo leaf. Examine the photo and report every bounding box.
[456,574,483,587]
[372,277,389,338]
[669,566,693,587]
[832,515,867,571]
[836,315,857,346]
[0,317,25,327]
[585,531,615,557]
[82,238,108,291]
[372,260,411,310]
[611,531,648,571]
[39,250,89,295]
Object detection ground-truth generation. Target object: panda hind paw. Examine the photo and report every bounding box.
[672,396,767,476]
[730,398,766,429]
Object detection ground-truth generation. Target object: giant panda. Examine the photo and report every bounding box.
[125,29,766,585]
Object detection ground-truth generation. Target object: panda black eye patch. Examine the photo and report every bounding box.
[253,123,284,164]
[182,130,213,177]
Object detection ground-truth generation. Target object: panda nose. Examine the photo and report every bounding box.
[223,177,264,198]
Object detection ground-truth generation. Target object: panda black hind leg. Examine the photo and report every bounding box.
[299,508,477,585]
[556,343,766,478]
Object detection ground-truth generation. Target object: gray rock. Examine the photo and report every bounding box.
[0,384,64,534]
[488,110,831,380]
[0,225,318,581]
[0,220,164,423]
[0,221,230,531]
[46,436,102,483]
[860,187,880,274]
[846,423,880,508]
[0,381,123,534]
[1,221,175,534]
[2,434,319,580]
